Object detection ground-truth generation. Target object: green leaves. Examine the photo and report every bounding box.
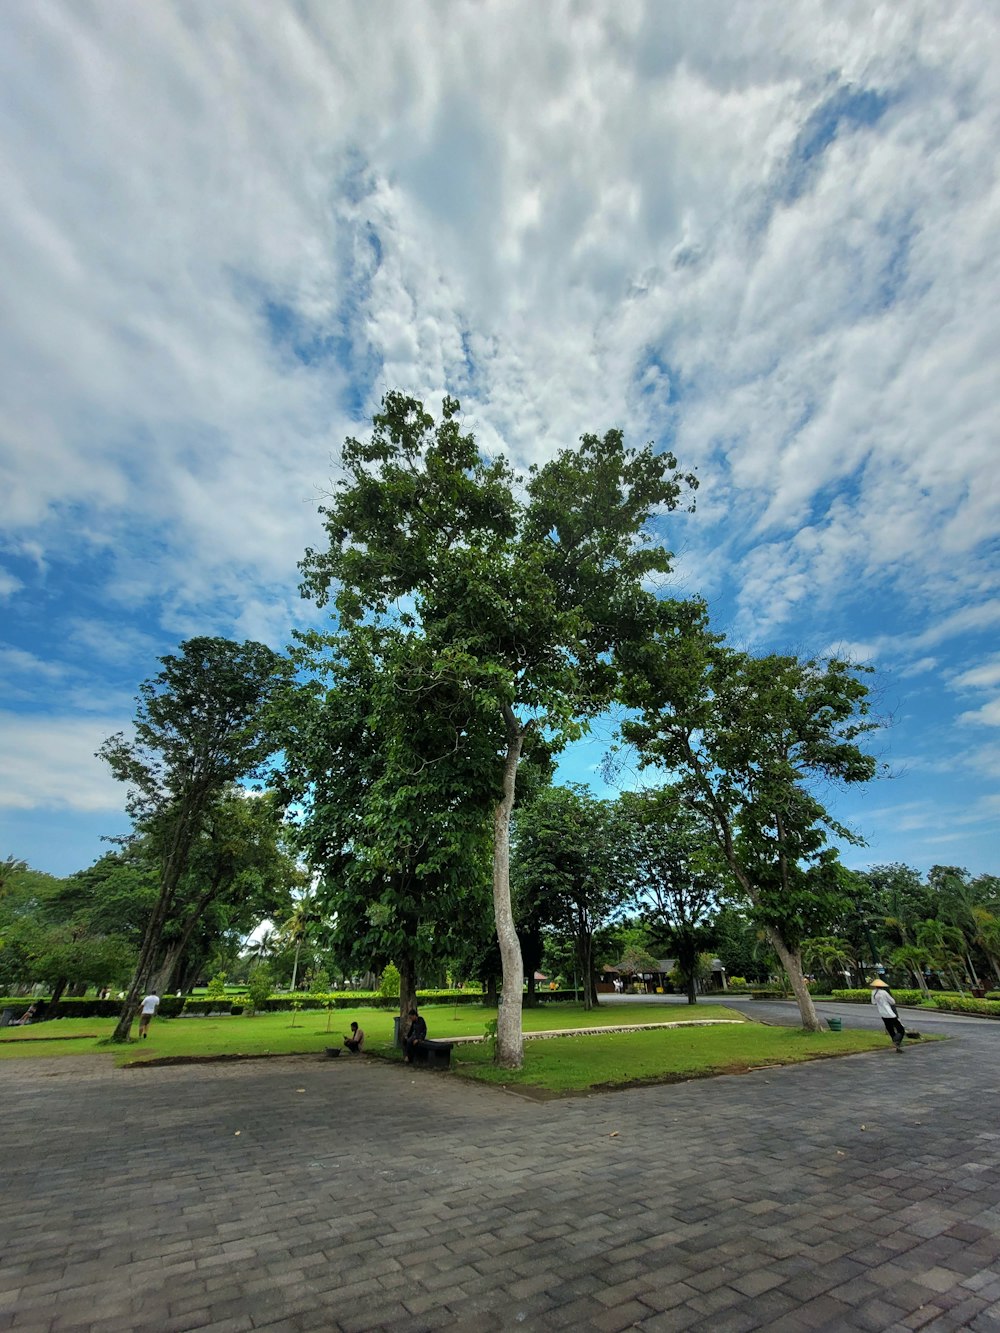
[296,392,698,1058]
[98,637,293,826]
[620,628,880,963]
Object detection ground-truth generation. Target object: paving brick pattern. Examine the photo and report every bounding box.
[2,1001,999,1331]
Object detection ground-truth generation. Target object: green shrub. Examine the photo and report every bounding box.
[2,995,183,1020]
[182,998,234,1015]
[482,1017,498,1061]
[379,964,400,999]
[931,995,1000,1017]
[830,988,923,1006]
[258,996,327,1013]
[205,973,228,999]
[245,968,274,1015]
[727,976,748,989]
[413,989,483,1005]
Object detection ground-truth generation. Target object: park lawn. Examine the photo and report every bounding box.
[0,1009,392,1064]
[0,1002,743,1065]
[0,1004,919,1090]
[451,1022,893,1093]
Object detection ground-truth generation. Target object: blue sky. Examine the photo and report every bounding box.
[1,1,997,879]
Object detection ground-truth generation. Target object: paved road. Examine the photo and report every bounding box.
[2,1001,1000,1333]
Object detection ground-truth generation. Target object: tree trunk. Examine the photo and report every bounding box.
[483,974,498,1007]
[686,973,697,1005]
[579,911,595,1012]
[113,882,177,1040]
[493,715,526,1068]
[764,927,822,1032]
[111,792,206,1041]
[525,972,537,1007]
[153,879,226,995]
[49,977,69,1007]
[909,965,930,997]
[152,941,184,996]
[397,956,418,1044]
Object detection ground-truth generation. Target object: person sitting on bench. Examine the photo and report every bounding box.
[13,1003,39,1025]
[402,1008,427,1063]
[343,1021,365,1053]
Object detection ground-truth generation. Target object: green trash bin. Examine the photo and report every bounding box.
[828,1017,842,1032]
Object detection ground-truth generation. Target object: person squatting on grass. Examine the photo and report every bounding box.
[870,978,907,1052]
[343,1021,365,1053]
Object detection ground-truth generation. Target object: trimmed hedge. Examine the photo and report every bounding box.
[931,995,1000,1018]
[0,996,186,1020]
[831,988,924,1006]
[249,990,492,1013]
[180,999,235,1016]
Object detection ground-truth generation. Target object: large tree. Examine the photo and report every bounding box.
[511,785,633,1011]
[0,861,136,1000]
[280,624,495,1022]
[618,788,723,1004]
[299,392,696,1066]
[148,789,302,995]
[99,637,292,1040]
[620,608,879,1031]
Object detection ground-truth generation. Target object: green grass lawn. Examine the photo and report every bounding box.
[452,1022,892,1092]
[0,1002,735,1064]
[0,1000,902,1090]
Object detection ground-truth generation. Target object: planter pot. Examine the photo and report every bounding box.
[827,1017,843,1032]
[325,1047,341,1058]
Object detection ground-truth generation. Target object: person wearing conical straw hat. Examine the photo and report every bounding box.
[870,977,906,1052]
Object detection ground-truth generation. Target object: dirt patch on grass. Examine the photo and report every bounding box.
[125,1051,337,1069]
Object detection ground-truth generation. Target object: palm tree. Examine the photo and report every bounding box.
[972,909,1000,986]
[890,943,934,996]
[932,868,985,986]
[915,918,968,993]
[249,926,278,973]
[279,894,321,992]
[801,937,856,989]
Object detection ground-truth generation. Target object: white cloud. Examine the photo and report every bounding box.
[0,647,66,681]
[0,711,127,813]
[958,698,1000,728]
[951,654,1000,692]
[1,1,999,871]
[0,0,995,647]
[0,569,23,599]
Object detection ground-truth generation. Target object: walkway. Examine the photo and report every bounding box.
[2,1000,999,1332]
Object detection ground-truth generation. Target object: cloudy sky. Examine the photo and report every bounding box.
[1,1,998,879]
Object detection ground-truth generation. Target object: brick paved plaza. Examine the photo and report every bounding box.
[2,1001,1000,1332]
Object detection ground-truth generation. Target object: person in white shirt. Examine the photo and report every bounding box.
[138,992,160,1039]
[343,1021,365,1053]
[870,978,906,1052]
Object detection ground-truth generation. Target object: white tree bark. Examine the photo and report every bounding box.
[493,714,525,1069]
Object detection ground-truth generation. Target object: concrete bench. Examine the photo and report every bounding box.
[411,1038,456,1069]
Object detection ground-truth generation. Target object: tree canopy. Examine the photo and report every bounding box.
[619,607,880,1030]
[298,391,696,1066]
[99,636,293,1039]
